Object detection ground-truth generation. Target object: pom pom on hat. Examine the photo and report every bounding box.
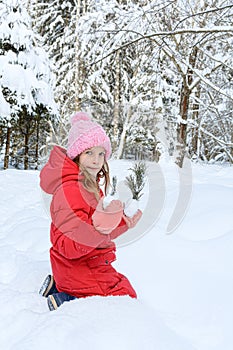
[70,112,90,125]
[67,111,111,160]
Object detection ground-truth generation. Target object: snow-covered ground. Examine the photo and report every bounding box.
[0,159,232,350]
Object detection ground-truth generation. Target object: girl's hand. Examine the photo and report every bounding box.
[123,210,142,229]
[92,198,124,235]
[104,199,123,213]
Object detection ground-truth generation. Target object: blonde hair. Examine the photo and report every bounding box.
[73,156,110,200]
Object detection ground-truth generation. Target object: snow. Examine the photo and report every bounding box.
[0,89,11,116]
[0,160,233,350]
[0,1,57,118]
[123,198,139,217]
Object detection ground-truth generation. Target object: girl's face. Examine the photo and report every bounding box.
[79,146,106,178]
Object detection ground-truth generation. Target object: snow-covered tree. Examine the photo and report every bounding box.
[0,0,57,169]
[114,0,232,166]
[75,0,163,158]
[31,0,90,117]
[79,0,233,164]
[29,0,232,165]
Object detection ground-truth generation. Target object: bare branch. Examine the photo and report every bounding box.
[89,26,233,67]
[173,4,233,30]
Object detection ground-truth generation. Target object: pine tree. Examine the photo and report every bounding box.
[0,0,56,169]
[31,0,89,117]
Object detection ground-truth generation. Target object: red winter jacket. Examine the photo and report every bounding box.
[40,146,136,298]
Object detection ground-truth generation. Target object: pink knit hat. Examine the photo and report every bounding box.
[67,111,111,160]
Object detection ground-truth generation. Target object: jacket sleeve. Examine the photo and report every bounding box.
[109,217,128,240]
[50,182,108,259]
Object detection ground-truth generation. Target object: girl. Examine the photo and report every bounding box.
[40,112,142,311]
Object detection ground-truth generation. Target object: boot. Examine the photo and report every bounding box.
[39,274,58,297]
[47,292,76,311]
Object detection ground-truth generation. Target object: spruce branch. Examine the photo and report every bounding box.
[110,175,117,196]
[125,161,147,201]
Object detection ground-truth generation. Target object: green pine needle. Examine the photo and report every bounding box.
[125,161,147,200]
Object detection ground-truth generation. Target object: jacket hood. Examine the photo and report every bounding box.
[40,146,79,194]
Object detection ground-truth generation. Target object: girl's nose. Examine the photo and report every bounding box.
[92,154,99,164]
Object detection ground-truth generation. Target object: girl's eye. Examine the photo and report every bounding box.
[99,152,105,156]
[86,150,92,155]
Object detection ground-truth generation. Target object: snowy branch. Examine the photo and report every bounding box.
[89,26,233,66]
[173,4,233,30]
[189,120,233,148]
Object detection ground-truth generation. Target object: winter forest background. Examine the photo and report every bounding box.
[0,0,232,170]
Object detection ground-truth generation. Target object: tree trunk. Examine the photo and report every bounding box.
[191,84,201,158]
[19,107,35,170]
[24,132,29,170]
[35,118,40,170]
[175,82,190,168]
[112,50,121,155]
[175,47,198,167]
[74,0,84,111]
[4,126,11,170]
[116,105,132,159]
